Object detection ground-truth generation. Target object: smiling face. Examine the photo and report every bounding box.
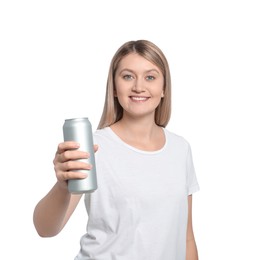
[114,53,164,120]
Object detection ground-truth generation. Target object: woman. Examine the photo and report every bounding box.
[33,40,200,259]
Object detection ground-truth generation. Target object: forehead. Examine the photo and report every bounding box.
[117,53,161,73]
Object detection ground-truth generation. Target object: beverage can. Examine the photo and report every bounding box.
[63,117,98,193]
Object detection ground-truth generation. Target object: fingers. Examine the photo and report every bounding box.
[57,150,90,163]
[56,141,80,155]
[94,144,99,153]
[56,169,88,182]
[53,141,97,183]
[54,159,91,182]
[61,160,92,172]
[54,152,91,174]
[56,142,98,157]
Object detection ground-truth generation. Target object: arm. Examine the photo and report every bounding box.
[33,181,82,237]
[186,195,199,260]
[33,141,95,237]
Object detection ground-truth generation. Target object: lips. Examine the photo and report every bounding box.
[130,96,150,101]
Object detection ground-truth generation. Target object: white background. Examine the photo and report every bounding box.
[0,0,252,259]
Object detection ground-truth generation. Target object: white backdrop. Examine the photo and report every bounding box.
[1,0,252,259]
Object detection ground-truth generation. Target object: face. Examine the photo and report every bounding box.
[114,53,164,120]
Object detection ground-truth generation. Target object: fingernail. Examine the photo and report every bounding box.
[81,174,87,179]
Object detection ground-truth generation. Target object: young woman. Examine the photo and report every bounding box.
[33,40,200,260]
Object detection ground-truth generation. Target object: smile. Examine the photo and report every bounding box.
[130,96,150,101]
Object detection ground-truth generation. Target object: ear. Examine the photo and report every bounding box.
[161,91,164,98]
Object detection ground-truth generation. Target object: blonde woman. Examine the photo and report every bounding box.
[33,40,200,260]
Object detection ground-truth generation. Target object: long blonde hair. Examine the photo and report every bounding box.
[97,40,171,129]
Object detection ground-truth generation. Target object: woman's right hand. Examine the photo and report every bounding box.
[53,141,97,187]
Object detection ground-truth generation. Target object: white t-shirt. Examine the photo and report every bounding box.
[75,127,199,260]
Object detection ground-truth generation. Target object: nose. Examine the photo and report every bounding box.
[132,78,145,93]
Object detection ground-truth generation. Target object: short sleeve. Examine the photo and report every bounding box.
[186,144,200,195]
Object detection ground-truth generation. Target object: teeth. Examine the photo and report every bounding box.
[131,96,148,101]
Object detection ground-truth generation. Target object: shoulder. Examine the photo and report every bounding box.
[93,127,110,142]
[93,127,109,137]
[163,128,191,152]
[93,127,120,149]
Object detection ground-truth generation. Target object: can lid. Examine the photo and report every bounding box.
[65,117,88,122]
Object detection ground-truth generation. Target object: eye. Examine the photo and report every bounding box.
[146,75,155,81]
[123,74,133,80]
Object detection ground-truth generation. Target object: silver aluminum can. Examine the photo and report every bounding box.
[63,117,97,194]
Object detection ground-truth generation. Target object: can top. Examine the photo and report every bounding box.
[65,117,88,122]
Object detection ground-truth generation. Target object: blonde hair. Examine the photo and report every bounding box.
[97,40,171,129]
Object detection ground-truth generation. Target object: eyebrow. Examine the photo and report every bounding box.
[119,68,160,74]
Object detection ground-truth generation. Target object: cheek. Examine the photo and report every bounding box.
[113,79,122,97]
[114,87,123,97]
[154,86,164,98]
[114,82,128,98]
[114,87,128,106]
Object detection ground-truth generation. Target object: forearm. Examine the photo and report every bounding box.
[186,238,198,260]
[33,181,71,237]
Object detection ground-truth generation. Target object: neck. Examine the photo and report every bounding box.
[111,111,164,141]
[110,117,165,151]
[116,116,157,136]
